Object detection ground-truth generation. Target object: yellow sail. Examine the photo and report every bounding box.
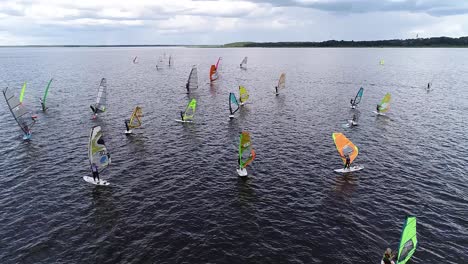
[379,93,391,113]
[128,106,143,129]
[239,86,249,104]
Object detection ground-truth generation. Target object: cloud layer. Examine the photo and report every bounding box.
[0,0,467,45]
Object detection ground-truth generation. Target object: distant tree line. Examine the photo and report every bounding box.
[224,37,468,48]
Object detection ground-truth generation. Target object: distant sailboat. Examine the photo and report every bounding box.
[350,87,364,109]
[83,126,111,185]
[133,56,138,64]
[240,57,248,69]
[40,78,53,112]
[375,93,391,115]
[209,65,218,82]
[237,131,256,177]
[275,73,286,95]
[186,65,198,94]
[90,78,107,119]
[175,98,197,123]
[229,92,240,119]
[124,106,143,134]
[239,86,249,105]
[332,132,363,172]
[156,56,163,70]
[2,86,37,140]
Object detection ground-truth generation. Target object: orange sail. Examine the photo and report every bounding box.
[209,65,218,82]
[332,132,359,164]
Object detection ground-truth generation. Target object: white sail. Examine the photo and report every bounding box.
[240,57,248,68]
[88,126,111,173]
[93,78,107,112]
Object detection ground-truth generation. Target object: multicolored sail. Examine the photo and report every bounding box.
[210,65,218,82]
[396,216,417,264]
[239,86,249,104]
[88,126,111,173]
[91,78,107,113]
[277,73,286,91]
[19,82,26,103]
[240,57,248,68]
[42,78,53,111]
[128,106,143,129]
[352,87,364,106]
[229,92,239,116]
[3,87,36,137]
[378,93,391,113]
[186,65,198,93]
[239,131,256,169]
[183,98,197,121]
[332,132,359,165]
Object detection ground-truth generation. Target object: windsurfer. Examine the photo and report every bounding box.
[125,119,130,132]
[275,86,278,95]
[344,154,351,169]
[186,82,190,93]
[427,83,431,89]
[376,104,381,113]
[91,163,100,182]
[180,111,184,121]
[381,248,395,264]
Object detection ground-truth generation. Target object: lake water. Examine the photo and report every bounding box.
[0,47,467,263]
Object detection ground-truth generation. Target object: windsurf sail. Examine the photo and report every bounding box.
[133,56,138,64]
[91,78,107,113]
[210,65,218,82]
[396,216,418,264]
[183,98,197,121]
[352,87,364,106]
[88,126,111,173]
[378,93,391,113]
[229,92,239,115]
[332,132,358,165]
[239,131,256,169]
[3,87,36,136]
[128,106,143,129]
[19,82,26,103]
[42,78,53,111]
[380,59,385,65]
[186,65,198,93]
[240,57,248,68]
[239,86,249,104]
[277,73,286,90]
[215,57,222,70]
[168,55,172,66]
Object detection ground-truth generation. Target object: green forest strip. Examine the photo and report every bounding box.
[223,37,468,48]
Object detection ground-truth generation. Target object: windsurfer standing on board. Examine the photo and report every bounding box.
[343,154,351,170]
[275,86,278,95]
[376,104,381,113]
[91,163,100,183]
[124,119,130,132]
[381,248,395,264]
[180,111,184,121]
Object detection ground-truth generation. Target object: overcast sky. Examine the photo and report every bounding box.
[1,0,467,45]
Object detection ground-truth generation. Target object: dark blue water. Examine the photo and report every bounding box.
[0,47,467,263]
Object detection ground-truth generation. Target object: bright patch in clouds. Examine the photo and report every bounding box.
[0,0,467,45]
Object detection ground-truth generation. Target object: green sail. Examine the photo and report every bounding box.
[183,98,197,121]
[19,82,26,103]
[42,78,53,109]
[396,216,417,264]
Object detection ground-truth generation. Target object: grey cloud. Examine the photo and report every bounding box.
[248,0,468,16]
